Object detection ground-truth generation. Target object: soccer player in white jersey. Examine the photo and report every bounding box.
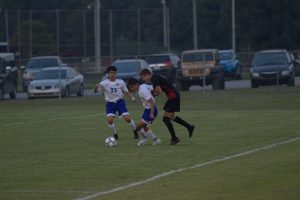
[127,78,161,146]
[94,66,138,140]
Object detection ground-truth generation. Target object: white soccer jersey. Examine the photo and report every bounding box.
[138,84,155,109]
[99,79,128,102]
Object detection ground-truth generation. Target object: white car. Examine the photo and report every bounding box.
[27,66,84,98]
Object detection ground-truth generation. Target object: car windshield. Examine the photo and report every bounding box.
[27,58,59,69]
[37,69,66,79]
[145,55,170,64]
[113,61,141,73]
[183,52,214,62]
[253,53,288,66]
[219,52,234,60]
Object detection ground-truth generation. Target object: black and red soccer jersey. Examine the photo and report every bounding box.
[151,74,179,99]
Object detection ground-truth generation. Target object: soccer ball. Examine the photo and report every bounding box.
[105,136,117,147]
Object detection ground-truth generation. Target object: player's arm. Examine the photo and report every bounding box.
[148,97,155,119]
[124,91,137,102]
[94,83,103,93]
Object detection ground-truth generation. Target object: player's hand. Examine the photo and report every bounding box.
[94,83,104,93]
[152,86,162,96]
[131,96,137,103]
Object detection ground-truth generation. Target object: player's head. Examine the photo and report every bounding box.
[127,78,140,92]
[106,66,117,81]
[140,68,152,83]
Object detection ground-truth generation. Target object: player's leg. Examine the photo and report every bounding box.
[106,102,118,140]
[138,107,160,146]
[172,114,195,138]
[118,99,138,139]
[163,111,179,145]
[170,97,195,137]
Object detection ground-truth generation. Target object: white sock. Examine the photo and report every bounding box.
[108,123,117,135]
[129,119,136,130]
[145,129,157,141]
[139,129,147,138]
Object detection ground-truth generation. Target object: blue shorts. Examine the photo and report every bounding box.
[142,106,158,124]
[106,99,128,117]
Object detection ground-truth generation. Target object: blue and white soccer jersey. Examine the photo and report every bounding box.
[98,79,129,117]
[138,84,158,124]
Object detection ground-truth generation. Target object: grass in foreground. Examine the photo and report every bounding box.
[0,87,300,200]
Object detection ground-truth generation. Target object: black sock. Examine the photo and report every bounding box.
[173,116,191,129]
[163,116,177,140]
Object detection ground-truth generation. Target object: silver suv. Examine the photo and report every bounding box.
[22,56,64,91]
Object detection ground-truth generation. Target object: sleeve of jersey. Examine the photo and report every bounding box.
[121,80,129,93]
[141,89,152,101]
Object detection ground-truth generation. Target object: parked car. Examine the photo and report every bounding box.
[103,59,150,83]
[250,49,297,88]
[27,66,84,98]
[144,53,180,83]
[176,49,225,91]
[0,53,18,99]
[219,49,242,79]
[22,56,65,91]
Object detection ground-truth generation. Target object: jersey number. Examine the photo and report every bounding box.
[110,88,117,93]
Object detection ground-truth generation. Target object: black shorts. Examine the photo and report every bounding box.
[163,98,180,112]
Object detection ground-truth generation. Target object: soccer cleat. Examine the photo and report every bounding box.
[152,137,161,145]
[170,137,180,145]
[113,133,119,140]
[188,125,195,138]
[133,130,139,139]
[137,136,148,146]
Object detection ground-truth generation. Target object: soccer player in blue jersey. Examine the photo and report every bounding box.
[127,78,161,146]
[94,66,138,140]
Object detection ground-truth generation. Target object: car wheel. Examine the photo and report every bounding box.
[251,79,259,88]
[64,87,70,97]
[0,88,4,100]
[213,72,225,90]
[77,84,84,97]
[287,76,295,87]
[235,66,242,80]
[9,83,17,99]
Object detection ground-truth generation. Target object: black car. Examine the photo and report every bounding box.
[250,49,297,88]
[0,53,18,99]
[144,53,180,83]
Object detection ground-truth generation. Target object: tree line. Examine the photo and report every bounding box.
[1,0,300,57]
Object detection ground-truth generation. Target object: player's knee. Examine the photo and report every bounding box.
[163,116,171,124]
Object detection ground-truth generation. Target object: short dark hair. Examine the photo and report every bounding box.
[140,68,152,76]
[127,78,140,86]
[106,66,117,73]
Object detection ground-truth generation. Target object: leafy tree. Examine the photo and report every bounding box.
[10,20,56,57]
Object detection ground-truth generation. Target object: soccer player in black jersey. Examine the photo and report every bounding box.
[140,68,195,145]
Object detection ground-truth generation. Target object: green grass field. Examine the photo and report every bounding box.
[1,87,300,200]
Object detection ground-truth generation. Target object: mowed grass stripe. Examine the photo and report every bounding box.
[95,138,300,200]
[0,87,300,200]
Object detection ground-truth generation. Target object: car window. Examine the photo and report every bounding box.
[27,58,59,69]
[183,52,214,62]
[113,61,141,73]
[37,69,67,79]
[253,53,288,66]
[145,55,170,64]
[219,52,234,60]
